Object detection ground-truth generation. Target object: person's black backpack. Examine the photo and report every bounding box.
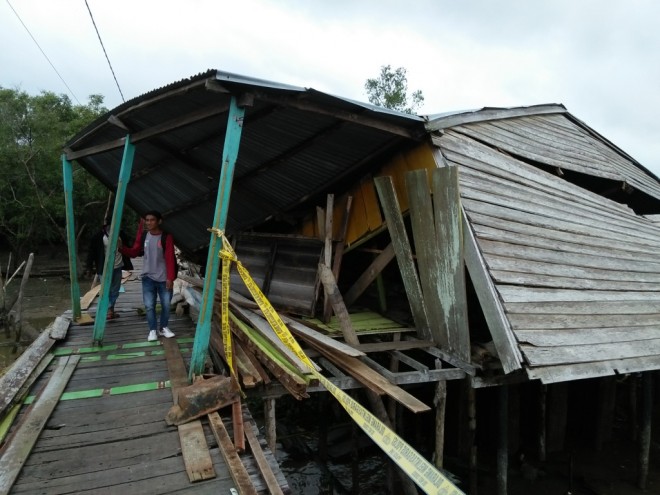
[139,230,179,278]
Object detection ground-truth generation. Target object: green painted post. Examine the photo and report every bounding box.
[189,96,245,377]
[93,136,136,343]
[62,156,81,319]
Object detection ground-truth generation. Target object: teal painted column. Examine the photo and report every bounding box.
[62,155,81,320]
[93,136,136,343]
[189,96,245,377]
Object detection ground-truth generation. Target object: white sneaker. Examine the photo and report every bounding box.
[147,330,157,342]
[159,327,175,338]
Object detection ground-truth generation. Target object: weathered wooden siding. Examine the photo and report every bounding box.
[447,113,660,201]
[435,130,660,383]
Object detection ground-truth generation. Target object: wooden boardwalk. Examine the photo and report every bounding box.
[1,268,289,494]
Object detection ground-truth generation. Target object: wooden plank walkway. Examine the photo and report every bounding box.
[2,266,289,494]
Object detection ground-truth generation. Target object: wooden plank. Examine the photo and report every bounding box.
[406,168,448,347]
[516,327,660,347]
[487,256,660,283]
[473,222,660,263]
[506,300,660,315]
[352,340,434,353]
[0,355,80,493]
[307,340,431,413]
[208,412,258,495]
[244,422,285,495]
[0,329,56,417]
[48,316,71,340]
[162,338,215,482]
[522,338,660,366]
[432,165,470,360]
[527,354,660,384]
[462,209,522,373]
[318,263,360,347]
[343,243,395,306]
[80,284,102,310]
[459,164,644,236]
[480,240,660,275]
[498,286,660,303]
[491,270,658,291]
[281,315,365,357]
[374,176,431,339]
[510,313,660,330]
[322,193,334,322]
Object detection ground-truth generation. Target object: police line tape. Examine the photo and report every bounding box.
[218,234,464,495]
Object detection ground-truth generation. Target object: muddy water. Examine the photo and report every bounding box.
[0,275,75,371]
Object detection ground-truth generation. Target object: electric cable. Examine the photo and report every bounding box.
[5,0,81,104]
[84,0,125,103]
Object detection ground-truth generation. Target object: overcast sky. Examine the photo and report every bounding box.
[3,0,660,178]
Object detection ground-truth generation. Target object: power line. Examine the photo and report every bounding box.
[84,0,125,103]
[5,0,81,104]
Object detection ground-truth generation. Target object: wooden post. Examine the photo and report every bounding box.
[264,397,277,453]
[638,372,653,489]
[93,136,136,343]
[538,383,547,462]
[547,382,568,453]
[497,385,509,495]
[11,254,33,342]
[322,194,334,323]
[62,156,81,320]
[434,360,447,469]
[595,376,616,451]
[318,393,328,463]
[190,96,247,377]
[468,381,478,495]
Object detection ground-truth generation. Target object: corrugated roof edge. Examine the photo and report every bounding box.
[424,103,567,131]
[65,69,423,149]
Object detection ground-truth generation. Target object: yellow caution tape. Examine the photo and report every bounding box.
[217,233,463,495]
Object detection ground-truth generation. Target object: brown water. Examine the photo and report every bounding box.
[0,275,74,371]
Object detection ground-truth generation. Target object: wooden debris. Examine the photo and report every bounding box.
[162,338,216,482]
[48,316,70,340]
[166,375,239,426]
[208,412,258,495]
[244,421,285,495]
[0,355,80,494]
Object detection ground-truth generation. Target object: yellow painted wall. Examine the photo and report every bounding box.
[299,140,438,246]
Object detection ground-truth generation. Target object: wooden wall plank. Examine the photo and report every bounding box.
[523,338,660,366]
[432,165,469,360]
[491,271,657,291]
[510,313,660,330]
[506,300,660,315]
[374,176,432,340]
[462,210,522,373]
[498,286,660,303]
[406,168,448,347]
[516,327,660,347]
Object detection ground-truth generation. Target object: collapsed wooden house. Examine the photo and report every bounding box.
[59,70,660,492]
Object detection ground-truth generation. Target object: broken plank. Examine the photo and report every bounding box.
[344,243,395,307]
[0,355,80,494]
[282,314,365,357]
[49,316,71,340]
[162,338,215,482]
[244,421,285,495]
[208,411,258,495]
[309,341,431,413]
[0,329,56,417]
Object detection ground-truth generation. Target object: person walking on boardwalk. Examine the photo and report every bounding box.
[85,221,133,320]
[121,210,177,341]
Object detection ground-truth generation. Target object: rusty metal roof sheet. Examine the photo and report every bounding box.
[65,69,425,264]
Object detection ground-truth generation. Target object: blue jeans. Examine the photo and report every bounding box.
[108,267,122,309]
[141,276,171,331]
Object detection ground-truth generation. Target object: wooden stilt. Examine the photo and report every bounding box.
[497,385,509,495]
[547,382,568,453]
[318,393,328,463]
[638,372,653,490]
[630,375,638,441]
[264,398,277,453]
[434,361,447,469]
[538,383,547,462]
[595,376,616,451]
[468,381,478,495]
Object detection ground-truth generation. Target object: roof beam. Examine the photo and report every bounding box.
[64,102,230,160]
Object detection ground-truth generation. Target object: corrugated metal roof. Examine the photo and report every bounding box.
[65,69,425,264]
[434,130,660,383]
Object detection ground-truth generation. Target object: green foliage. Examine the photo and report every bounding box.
[364,65,425,114]
[0,88,108,257]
